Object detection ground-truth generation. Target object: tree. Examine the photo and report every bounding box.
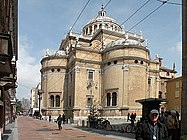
[16,99,23,114]
[21,98,30,112]
[91,99,101,116]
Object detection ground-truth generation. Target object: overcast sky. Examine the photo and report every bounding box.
[18,0,182,100]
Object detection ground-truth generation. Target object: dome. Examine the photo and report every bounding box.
[82,6,123,36]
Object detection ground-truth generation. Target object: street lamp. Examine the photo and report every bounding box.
[87,80,95,127]
[38,89,43,120]
[87,80,94,115]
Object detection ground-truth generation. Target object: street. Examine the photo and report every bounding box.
[3,116,135,140]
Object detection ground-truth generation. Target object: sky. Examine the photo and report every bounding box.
[18,0,182,100]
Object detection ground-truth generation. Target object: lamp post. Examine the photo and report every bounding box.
[88,80,94,115]
[38,89,43,120]
[87,80,94,128]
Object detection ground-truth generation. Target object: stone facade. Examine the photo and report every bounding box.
[166,76,182,113]
[40,7,176,122]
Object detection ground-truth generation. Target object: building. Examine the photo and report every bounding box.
[166,76,182,114]
[29,88,39,116]
[0,0,18,134]
[40,7,176,123]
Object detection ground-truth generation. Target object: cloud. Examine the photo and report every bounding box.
[176,41,182,54]
[169,41,182,76]
[17,35,40,99]
[170,41,182,55]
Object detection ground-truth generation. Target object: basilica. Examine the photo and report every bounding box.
[40,7,176,123]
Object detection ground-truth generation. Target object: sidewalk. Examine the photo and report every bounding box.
[2,120,18,140]
[1,116,135,140]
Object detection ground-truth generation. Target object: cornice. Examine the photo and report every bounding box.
[41,55,67,63]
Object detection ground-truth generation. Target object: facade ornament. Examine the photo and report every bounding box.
[145,39,148,47]
[122,64,129,71]
[45,48,50,56]
[74,66,80,72]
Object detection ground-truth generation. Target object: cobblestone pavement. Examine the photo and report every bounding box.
[14,116,135,140]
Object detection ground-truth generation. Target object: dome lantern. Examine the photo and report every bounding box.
[98,5,106,17]
[82,6,123,36]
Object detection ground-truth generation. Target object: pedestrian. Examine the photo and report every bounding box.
[57,114,62,130]
[135,109,168,140]
[130,113,136,126]
[159,110,166,124]
[166,110,179,140]
[127,113,130,122]
[62,114,65,124]
[49,115,51,122]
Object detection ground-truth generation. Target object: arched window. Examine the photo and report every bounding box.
[94,25,97,33]
[50,95,54,107]
[89,26,92,34]
[99,24,102,29]
[107,93,111,106]
[56,95,60,107]
[112,92,117,106]
[105,24,109,29]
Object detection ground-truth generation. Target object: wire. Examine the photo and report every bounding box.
[69,0,92,33]
[41,0,167,93]
[121,0,151,25]
[45,1,113,92]
[157,0,182,5]
[128,2,166,32]
[87,0,169,61]
[103,0,112,9]
[79,0,152,61]
[65,0,112,72]
[42,0,93,76]
[18,83,33,89]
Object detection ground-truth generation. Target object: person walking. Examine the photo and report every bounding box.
[57,114,62,130]
[135,109,168,140]
[127,113,130,122]
[49,115,51,122]
[62,114,65,124]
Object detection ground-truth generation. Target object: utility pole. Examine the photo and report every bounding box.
[181,0,187,137]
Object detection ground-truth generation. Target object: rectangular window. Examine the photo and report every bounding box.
[148,78,151,85]
[88,71,94,80]
[87,98,92,106]
[175,90,179,98]
[176,81,179,88]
